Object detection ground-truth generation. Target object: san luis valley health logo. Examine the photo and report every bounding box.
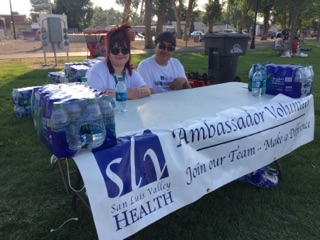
[94,130,169,198]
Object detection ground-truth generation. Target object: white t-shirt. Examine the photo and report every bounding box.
[85,60,147,91]
[275,37,284,48]
[137,55,186,93]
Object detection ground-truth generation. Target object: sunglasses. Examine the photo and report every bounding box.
[157,43,175,52]
[110,48,130,55]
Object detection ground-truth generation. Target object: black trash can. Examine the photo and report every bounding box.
[203,33,250,84]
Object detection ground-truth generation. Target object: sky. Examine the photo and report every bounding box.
[2,0,207,16]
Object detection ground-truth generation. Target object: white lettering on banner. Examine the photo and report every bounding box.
[113,191,174,231]
[130,137,141,190]
[106,158,124,198]
[105,136,167,198]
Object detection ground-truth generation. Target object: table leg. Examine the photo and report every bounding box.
[71,168,90,211]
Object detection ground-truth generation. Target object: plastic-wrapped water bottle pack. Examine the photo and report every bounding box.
[248,63,314,98]
[12,86,42,117]
[32,82,116,158]
[47,71,68,84]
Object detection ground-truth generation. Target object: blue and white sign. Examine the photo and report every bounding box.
[74,94,314,240]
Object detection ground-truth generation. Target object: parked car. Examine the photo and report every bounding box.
[268,30,277,39]
[190,31,205,36]
[310,30,318,37]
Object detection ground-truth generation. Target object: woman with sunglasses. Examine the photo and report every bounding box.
[86,23,151,99]
[137,31,191,94]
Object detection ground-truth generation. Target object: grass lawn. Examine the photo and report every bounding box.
[0,40,319,240]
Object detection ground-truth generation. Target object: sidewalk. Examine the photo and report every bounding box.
[0,38,205,60]
[0,47,205,60]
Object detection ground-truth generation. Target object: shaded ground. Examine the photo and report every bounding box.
[0,38,204,55]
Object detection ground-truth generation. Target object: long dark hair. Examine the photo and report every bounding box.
[106,23,133,76]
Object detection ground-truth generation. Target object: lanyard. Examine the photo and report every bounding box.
[112,71,126,86]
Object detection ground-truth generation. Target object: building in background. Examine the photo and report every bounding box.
[0,12,39,40]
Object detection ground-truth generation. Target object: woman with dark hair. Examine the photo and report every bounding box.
[86,23,151,99]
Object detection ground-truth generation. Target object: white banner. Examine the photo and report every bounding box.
[74,94,314,240]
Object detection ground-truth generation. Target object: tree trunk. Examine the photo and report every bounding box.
[184,0,195,43]
[155,2,168,37]
[289,7,299,46]
[122,0,132,23]
[172,0,182,39]
[144,0,153,49]
[261,13,270,40]
[139,0,145,24]
[239,2,250,31]
[260,3,274,40]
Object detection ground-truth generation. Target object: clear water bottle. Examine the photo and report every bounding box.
[66,100,86,150]
[81,98,106,149]
[252,67,263,97]
[115,77,127,112]
[248,65,254,92]
[260,66,267,95]
[50,103,69,133]
[31,88,43,136]
[298,67,311,97]
[295,67,302,83]
[81,77,88,86]
[97,95,115,128]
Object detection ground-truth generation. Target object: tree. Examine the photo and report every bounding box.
[172,0,185,39]
[54,0,94,31]
[301,0,320,42]
[139,0,146,24]
[116,0,141,23]
[184,0,196,44]
[202,0,222,33]
[260,0,275,40]
[30,0,52,13]
[30,0,53,22]
[144,0,154,49]
[90,7,122,28]
[122,0,132,23]
[154,0,169,37]
[237,0,252,31]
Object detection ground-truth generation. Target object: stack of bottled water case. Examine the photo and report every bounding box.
[47,71,68,84]
[31,82,117,158]
[248,63,314,98]
[12,86,41,117]
[64,59,101,82]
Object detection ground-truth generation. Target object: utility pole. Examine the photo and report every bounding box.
[9,0,17,40]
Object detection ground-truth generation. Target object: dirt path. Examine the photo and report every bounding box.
[0,38,203,55]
